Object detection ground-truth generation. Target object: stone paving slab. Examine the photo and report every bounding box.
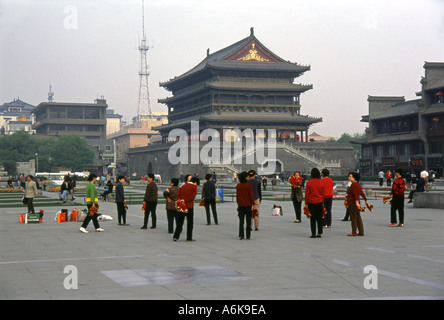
[1,185,444,302]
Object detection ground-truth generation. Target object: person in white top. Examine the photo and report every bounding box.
[378,170,384,187]
[420,169,429,192]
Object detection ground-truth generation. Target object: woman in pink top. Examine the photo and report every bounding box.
[304,168,325,238]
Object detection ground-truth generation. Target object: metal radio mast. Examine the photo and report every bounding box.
[137,0,152,123]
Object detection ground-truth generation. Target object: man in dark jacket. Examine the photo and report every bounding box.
[115,175,128,225]
[407,177,425,203]
[202,173,218,225]
[141,173,158,229]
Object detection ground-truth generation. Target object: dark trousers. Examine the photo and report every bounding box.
[349,203,364,235]
[238,206,252,239]
[204,198,218,224]
[323,197,332,226]
[81,204,100,229]
[391,194,404,224]
[116,202,127,224]
[343,208,350,221]
[174,208,194,240]
[25,197,35,214]
[408,190,422,200]
[292,199,302,221]
[166,209,178,233]
[308,203,323,236]
[143,201,157,228]
[379,178,383,187]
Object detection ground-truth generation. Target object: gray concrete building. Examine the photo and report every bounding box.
[357,62,444,177]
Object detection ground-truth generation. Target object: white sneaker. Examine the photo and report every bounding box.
[95,228,104,232]
[79,227,88,234]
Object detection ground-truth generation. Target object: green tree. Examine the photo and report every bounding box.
[2,159,17,175]
[328,132,367,158]
[50,135,95,171]
[0,132,96,172]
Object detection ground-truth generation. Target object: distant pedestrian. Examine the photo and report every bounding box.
[378,170,384,187]
[289,171,303,223]
[407,177,425,203]
[304,168,324,238]
[420,169,429,192]
[262,176,267,191]
[386,170,392,187]
[271,176,277,191]
[24,175,38,214]
[173,176,199,241]
[141,173,158,229]
[236,172,255,240]
[341,180,352,222]
[115,175,128,226]
[163,178,179,234]
[101,180,113,201]
[389,169,406,227]
[248,170,261,231]
[79,174,103,233]
[405,171,412,190]
[202,173,218,225]
[60,178,72,203]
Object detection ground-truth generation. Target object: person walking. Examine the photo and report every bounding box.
[202,173,218,225]
[304,168,325,238]
[322,168,334,228]
[173,176,199,241]
[24,175,38,214]
[115,175,128,226]
[389,169,406,227]
[236,172,255,240]
[163,178,179,234]
[248,170,261,231]
[141,173,158,229]
[79,174,103,233]
[345,171,370,236]
[289,171,303,223]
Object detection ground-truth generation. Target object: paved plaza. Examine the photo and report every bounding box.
[1,182,443,301]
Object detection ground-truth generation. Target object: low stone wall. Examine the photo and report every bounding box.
[413,192,444,209]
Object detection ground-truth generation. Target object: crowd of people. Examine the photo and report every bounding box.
[13,165,431,239]
[73,168,412,241]
[74,166,428,239]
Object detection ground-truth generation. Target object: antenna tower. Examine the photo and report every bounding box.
[137,0,152,123]
[48,85,54,102]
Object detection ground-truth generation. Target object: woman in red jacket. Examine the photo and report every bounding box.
[304,168,325,238]
[173,176,199,242]
[345,172,370,236]
[236,171,255,240]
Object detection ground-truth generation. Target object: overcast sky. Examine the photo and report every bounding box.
[1,0,443,138]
